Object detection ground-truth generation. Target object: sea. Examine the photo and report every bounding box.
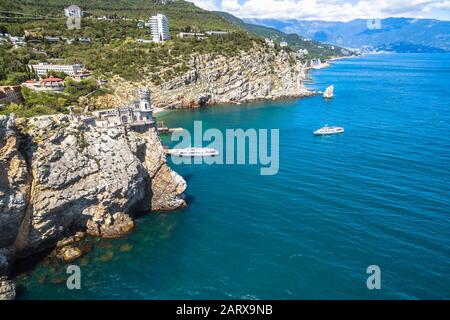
[17,53,450,299]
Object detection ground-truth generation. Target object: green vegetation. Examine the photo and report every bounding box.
[22,32,259,82]
[0,44,41,85]
[0,78,108,117]
[0,0,238,33]
[0,0,352,118]
[216,11,352,60]
[0,0,259,84]
[46,70,68,79]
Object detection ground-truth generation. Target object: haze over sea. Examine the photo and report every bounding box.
[18,53,450,299]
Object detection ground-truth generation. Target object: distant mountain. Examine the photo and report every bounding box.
[375,42,447,53]
[216,12,353,59]
[244,17,450,53]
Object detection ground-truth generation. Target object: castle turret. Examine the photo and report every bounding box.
[139,88,151,111]
[138,87,155,124]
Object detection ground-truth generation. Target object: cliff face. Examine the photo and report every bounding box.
[151,48,312,108]
[93,47,313,110]
[0,114,186,299]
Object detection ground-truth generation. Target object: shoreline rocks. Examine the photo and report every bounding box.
[0,114,187,299]
[0,277,15,300]
[94,47,314,110]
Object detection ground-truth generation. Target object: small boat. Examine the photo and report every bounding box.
[167,147,219,157]
[323,85,334,99]
[314,125,344,136]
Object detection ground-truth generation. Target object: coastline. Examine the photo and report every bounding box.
[12,53,450,300]
[0,114,187,300]
[153,54,358,113]
[1,53,344,300]
[100,48,318,112]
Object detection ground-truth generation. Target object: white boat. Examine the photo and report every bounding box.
[323,85,334,99]
[167,147,219,157]
[314,125,344,136]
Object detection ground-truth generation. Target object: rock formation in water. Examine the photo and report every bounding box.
[93,48,314,110]
[0,114,186,299]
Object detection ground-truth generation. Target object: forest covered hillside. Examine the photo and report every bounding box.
[0,0,352,117]
[216,11,351,59]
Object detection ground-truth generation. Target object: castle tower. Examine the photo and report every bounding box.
[138,87,155,124]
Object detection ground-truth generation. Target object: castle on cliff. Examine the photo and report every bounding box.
[92,88,155,128]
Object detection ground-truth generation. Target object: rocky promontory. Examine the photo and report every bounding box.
[0,114,186,299]
[92,47,314,110]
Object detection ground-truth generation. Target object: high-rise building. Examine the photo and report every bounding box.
[149,14,170,43]
[64,5,83,18]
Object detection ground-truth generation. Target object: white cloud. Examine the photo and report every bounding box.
[188,0,219,11]
[219,0,450,21]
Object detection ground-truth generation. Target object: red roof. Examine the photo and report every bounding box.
[41,77,64,83]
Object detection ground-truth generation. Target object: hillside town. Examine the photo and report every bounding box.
[0,2,346,118]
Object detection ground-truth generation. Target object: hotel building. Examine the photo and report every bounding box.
[28,63,84,78]
[64,5,83,18]
[149,14,170,43]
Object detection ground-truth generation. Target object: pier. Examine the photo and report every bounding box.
[157,121,184,133]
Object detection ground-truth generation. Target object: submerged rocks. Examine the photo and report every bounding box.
[86,212,135,238]
[0,277,15,300]
[119,243,133,252]
[98,250,114,263]
[55,232,92,262]
[57,246,83,262]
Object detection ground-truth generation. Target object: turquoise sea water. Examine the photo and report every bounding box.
[17,53,450,299]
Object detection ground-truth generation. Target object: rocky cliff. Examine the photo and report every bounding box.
[0,114,186,299]
[92,47,314,110]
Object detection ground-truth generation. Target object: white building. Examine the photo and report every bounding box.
[29,62,84,78]
[297,49,309,57]
[22,77,65,93]
[177,32,205,39]
[280,41,288,48]
[93,88,155,127]
[149,14,170,43]
[64,5,83,18]
[136,38,153,43]
[9,36,26,47]
[0,33,7,44]
[206,31,229,36]
[265,38,275,48]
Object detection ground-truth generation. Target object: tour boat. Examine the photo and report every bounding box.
[323,85,334,99]
[167,147,219,157]
[314,125,344,136]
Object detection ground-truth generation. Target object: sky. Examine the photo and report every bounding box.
[188,0,450,21]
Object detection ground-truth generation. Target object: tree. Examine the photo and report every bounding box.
[47,70,69,79]
[5,72,29,85]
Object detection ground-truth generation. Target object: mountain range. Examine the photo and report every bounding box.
[216,12,351,58]
[244,17,450,53]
